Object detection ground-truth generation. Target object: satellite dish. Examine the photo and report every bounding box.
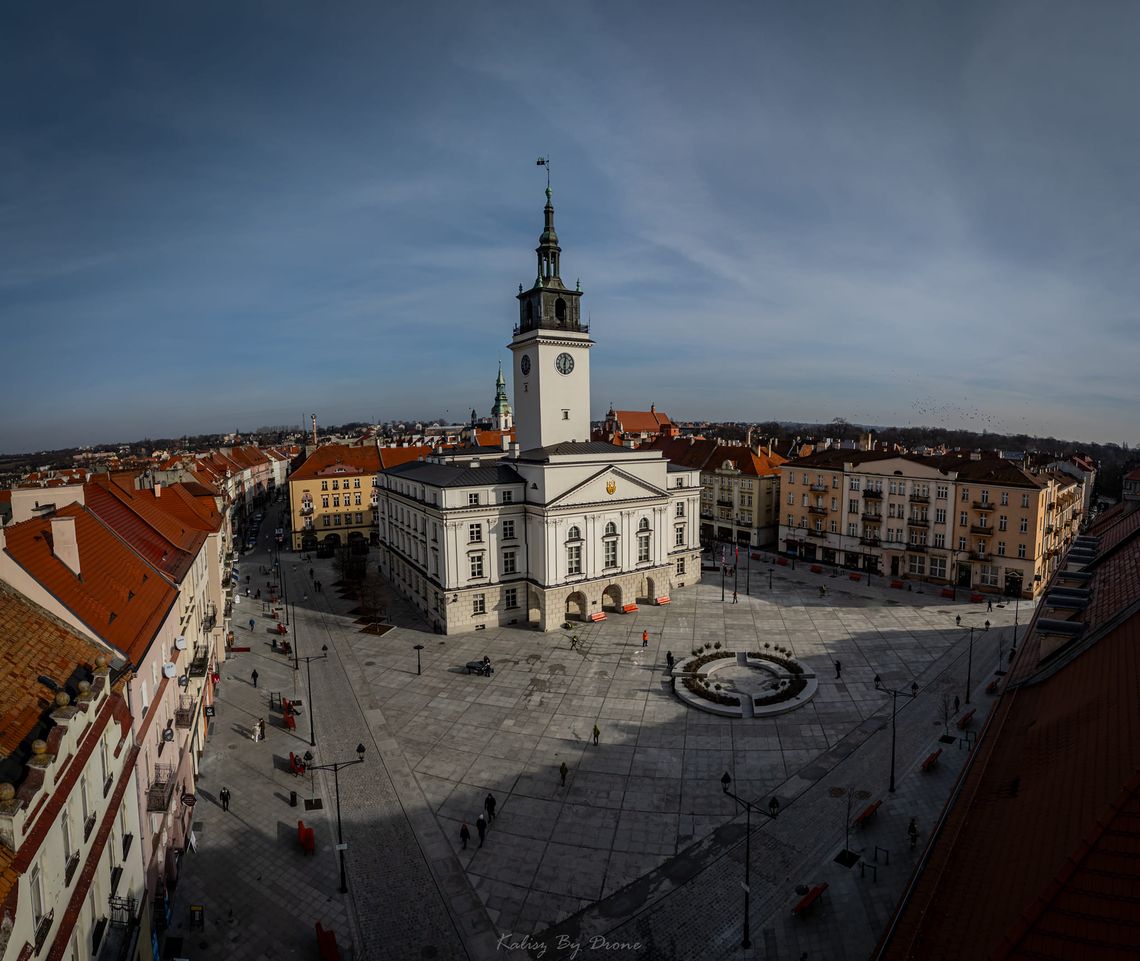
[163,663,177,679]
[174,636,187,650]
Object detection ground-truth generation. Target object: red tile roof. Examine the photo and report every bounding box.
[1,505,177,666]
[611,408,673,433]
[645,438,787,476]
[378,446,433,470]
[289,444,382,482]
[878,500,1140,961]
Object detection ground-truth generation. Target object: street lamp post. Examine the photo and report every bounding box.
[298,644,328,747]
[413,643,424,676]
[874,676,918,793]
[965,627,975,705]
[719,772,780,949]
[303,744,366,894]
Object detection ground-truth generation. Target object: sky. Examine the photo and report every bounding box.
[2,1,1139,454]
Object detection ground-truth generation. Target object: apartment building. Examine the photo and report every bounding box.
[0,584,146,961]
[288,444,382,551]
[646,438,785,548]
[779,451,1086,597]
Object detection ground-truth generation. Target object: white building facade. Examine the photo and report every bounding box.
[377,187,702,633]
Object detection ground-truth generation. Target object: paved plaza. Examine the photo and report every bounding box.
[169,532,1023,961]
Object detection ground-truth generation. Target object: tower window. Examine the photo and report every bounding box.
[562,410,569,420]
[526,302,534,325]
[555,298,566,322]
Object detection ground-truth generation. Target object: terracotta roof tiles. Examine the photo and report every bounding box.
[290,444,382,482]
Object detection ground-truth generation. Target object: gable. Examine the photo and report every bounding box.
[547,466,666,508]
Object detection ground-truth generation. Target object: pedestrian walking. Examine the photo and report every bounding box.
[732,590,738,604]
[220,787,231,812]
[834,659,841,679]
[987,598,993,612]
[309,567,314,580]
[956,614,961,627]
[316,581,322,593]
[249,617,256,632]
[476,813,487,846]
[908,817,919,848]
[257,718,266,741]
[459,822,471,849]
[592,723,600,746]
[665,650,674,671]
[559,761,569,785]
[642,629,649,647]
[954,695,960,713]
[485,793,497,822]
[251,669,259,688]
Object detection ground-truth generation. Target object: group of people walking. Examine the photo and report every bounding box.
[460,793,498,849]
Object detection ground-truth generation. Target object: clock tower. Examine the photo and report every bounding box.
[509,185,593,450]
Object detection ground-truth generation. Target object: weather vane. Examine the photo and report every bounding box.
[536,155,551,190]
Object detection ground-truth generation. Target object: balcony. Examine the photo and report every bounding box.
[716,498,734,507]
[110,865,123,895]
[809,483,828,493]
[861,511,882,521]
[973,500,996,511]
[1045,525,1055,535]
[970,551,991,562]
[65,851,80,885]
[862,488,883,499]
[906,517,929,528]
[907,543,927,553]
[189,645,210,678]
[808,505,828,515]
[300,503,314,516]
[1046,501,1055,510]
[807,529,829,539]
[175,694,196,729]
[909,494,930,503]
[202,604,217,633]
[970,525,993,536]
[33,910,54,953]
[147,764,177,812]
[860,536,881,546]
[84,812,97,840]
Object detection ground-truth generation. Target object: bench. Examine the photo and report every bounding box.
[621,603,638,614]
[792,882,828,916]
[315,922,341,961]
[655,595,671,605]
[589,611,607,622]
[956,709,976,730]
[289,751,306,776]
[941,587,956,599]
[986,680,1001,695]
[297,820,315,855]
[921,748,942,772]
[852,799,882,828]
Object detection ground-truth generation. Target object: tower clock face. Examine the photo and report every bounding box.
[520,355,531,375]
[555,352,575,375]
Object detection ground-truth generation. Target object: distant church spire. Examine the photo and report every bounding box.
[491,360,513,431]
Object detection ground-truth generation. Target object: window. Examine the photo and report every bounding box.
[334,515,341,525]
[997,541,1006,556]
[30,861,45,924]
[676,557,686,575]
[848,523,858,536]
[604,540,617,567]
[505,587,518,609]
[934,508,946,524]
[1021,494,1030,508]
[849,477,861,491]
[787,514,794,527]
[637,534,650,562]
[1019,517,1028,533]
[356,512,363,525]
[959,511,968,526]
[469,523,482,543]
[321,480,328,491]
[908,556,926,575]
[930,556,946,578]
[472,594,486,615]
[468,493,480,506]
[322,516,330,527]
[801,493,809,507]
[469,554,484,578]
[849,499,858,514]
[562,410,569,420]
[999,515,1008,531]
[502,519,515,540]
[638,517,650,531]
[936,484,948,500]
[980,565,999,587]
[61,809,73,864]
[354,493,361,506]
[829,520,838,533]
[565,525,582,542]
[961,487,970,501]
[787,492,794,505]
[502,550,517,574]
[958,537,967,551]
[355,478,361,488]
[1017,543,1027,559]
[676,502,685,517]
[933,532,945,548]
[980,489,990,504]
[502,490,513,503]
[802,473,809,485]
[675,525,685,546]
[1000,491,1009,505]
[787,473,795,486]
[604,521,617,535]
[567,544,582,575]
[332,479,340,490]
[322,496,329,508]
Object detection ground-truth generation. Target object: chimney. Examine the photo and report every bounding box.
[501,434,510,451]
[154,482,162,498]
[50,515,81,577]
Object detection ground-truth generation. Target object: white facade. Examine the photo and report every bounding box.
[378,188,701,633]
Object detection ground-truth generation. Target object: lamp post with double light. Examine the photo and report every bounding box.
[874,676,918,793]
[297,644,328,747]
[719,772,780,949]
[303,744,366,893]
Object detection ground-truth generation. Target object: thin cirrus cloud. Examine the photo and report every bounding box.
[1,1,1138,453]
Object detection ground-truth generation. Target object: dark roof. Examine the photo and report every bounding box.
[383,461,525,489]
[519,441,647,459]
[878,499,1140,961]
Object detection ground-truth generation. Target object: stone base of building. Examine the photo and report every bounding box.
[382,551,701,636]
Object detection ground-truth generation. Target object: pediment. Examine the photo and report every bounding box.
[547,467,665,507]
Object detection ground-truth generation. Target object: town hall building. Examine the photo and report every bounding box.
[375,185,702,633]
